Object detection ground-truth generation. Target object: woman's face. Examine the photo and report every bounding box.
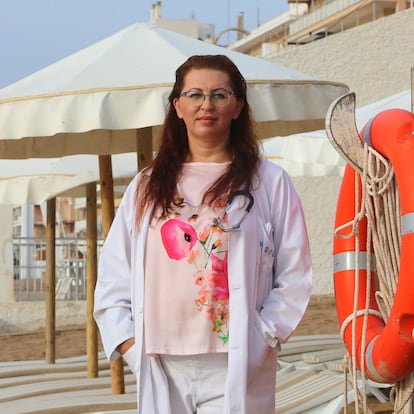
[173,68,244,158]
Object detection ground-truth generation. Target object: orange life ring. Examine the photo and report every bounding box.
[334,108,414,383]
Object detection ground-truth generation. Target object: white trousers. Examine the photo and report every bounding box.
[159,353,228,414]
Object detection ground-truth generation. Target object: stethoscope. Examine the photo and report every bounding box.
[212,188,254,232]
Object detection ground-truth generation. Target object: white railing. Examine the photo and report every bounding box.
[289,0,363,35]
[13,236,104,301]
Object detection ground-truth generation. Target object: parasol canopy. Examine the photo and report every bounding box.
[0,23,349,159]
[0,153,137,205]
[263,88,412,177]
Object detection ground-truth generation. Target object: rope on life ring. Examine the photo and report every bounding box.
[330,95,414,384]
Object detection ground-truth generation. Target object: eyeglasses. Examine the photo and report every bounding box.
[180,88,235,107]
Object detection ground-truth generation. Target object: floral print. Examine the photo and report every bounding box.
[160,200,230,346]
[160,219,198,260]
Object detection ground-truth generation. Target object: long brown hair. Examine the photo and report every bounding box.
[135,54,260,224]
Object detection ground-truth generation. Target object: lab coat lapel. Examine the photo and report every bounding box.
[225,195,259,413]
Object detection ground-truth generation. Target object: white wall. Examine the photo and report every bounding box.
[0,300,86,331]
[292,176,341,295]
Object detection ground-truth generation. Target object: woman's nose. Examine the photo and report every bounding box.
[200,95,214,108]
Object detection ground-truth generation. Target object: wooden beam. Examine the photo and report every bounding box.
[136,127,153,171]
[99,155,125,395]
[45,198,56,364]
[86,182,98,378]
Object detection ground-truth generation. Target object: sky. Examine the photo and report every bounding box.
[0,1,289,88]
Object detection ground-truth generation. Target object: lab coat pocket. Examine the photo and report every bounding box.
[122,343,138,375]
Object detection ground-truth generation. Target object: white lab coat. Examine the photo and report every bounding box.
[94,159,312,414]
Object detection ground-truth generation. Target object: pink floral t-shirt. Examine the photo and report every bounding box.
[144,162,230,355]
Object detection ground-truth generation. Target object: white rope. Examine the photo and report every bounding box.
[339,309,383,340]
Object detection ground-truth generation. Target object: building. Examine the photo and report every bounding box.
[229,0,412,59]
[149,1,215,42]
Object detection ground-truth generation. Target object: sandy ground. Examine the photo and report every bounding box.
[0,295,339,362]
[0,295,393,413]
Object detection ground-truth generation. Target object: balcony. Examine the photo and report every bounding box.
[288,0,398,44]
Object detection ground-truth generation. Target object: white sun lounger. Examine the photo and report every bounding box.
[276,370,345,413]
[0,352,137,414]
[0,386,137,414]
[0,356,110,379]
[0,371,136,403]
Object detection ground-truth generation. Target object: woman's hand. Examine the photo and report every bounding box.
[117,337,135,355]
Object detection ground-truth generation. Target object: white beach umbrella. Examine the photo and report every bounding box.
[355,88,411,129]
[262,131,346,177]
[263,88,412,177]
[0,22,349,160]
[0,153,137,205]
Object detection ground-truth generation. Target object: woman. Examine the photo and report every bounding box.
[94,54,312,414]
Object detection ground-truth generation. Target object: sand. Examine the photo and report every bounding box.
[0,295,338,362]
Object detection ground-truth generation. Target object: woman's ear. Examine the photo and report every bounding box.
[173,98,183,119]
[233,99,244,120]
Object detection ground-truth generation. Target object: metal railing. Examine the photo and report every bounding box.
[289,0,362,35]
[13,236,104,301]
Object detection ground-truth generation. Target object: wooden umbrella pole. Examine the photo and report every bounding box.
[137,127,153,170]
[86,182,98,378]
[45,198,56,364]
[99,154,125,394]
